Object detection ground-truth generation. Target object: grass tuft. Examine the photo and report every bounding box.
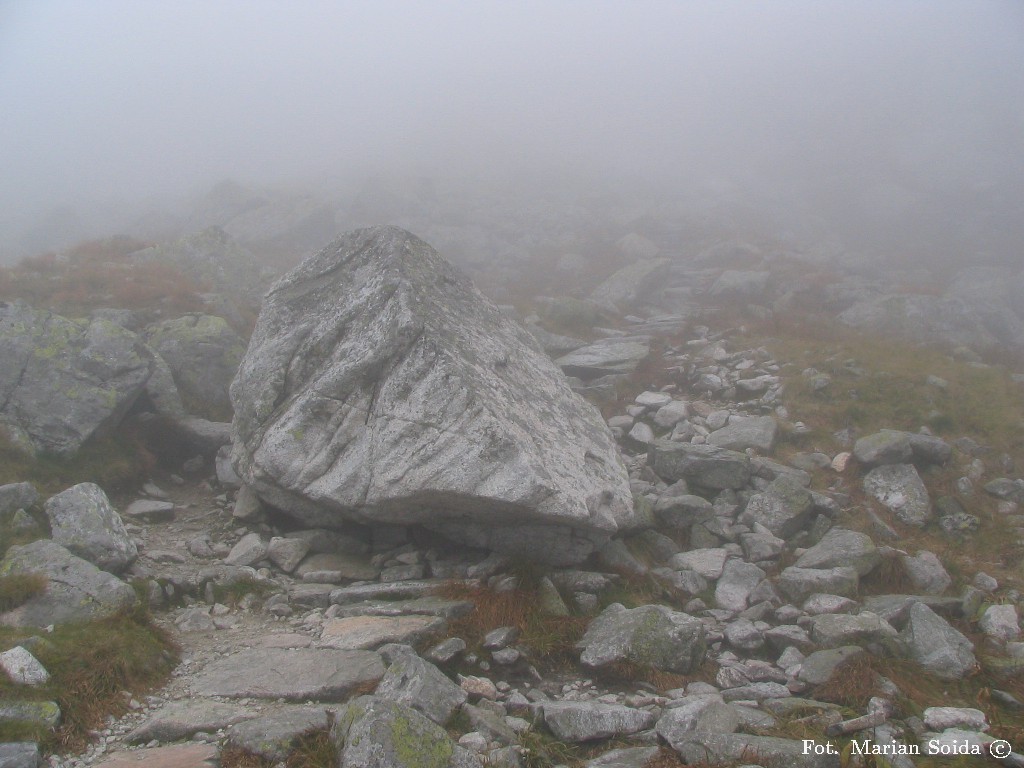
[437,581,588,670]
[0,609,179,753]
[0,572,48,612]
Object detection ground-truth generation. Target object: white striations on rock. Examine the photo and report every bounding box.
[230,226,636,565]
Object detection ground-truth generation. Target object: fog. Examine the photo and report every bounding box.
[1,0,1022,267]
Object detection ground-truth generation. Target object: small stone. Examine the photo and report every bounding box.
[0,646,50,685]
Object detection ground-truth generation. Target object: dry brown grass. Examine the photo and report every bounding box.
[437,581,588,669]
[0,236,210,320]
[812,653,881,710]
[643,746,687,767]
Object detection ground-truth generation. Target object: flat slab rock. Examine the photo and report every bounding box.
[318,614,446,650]
[230,226,635,566]
[190,647,384,700]
[127,700,255,744]
[90,743,218,768]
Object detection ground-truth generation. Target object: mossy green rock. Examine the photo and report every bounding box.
[335,695,478,768]
[0,540,137,627]
[577,603,706,674]
[0,700,61,729]
[144,313,245,420]
[0,301,154,457]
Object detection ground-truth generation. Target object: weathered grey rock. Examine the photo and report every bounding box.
[230,227,635,566]
[861,594,963,625]
[526,323,587,356]
[191,647,384,700]
[329,580,438,605]
[654,400,689,429]
[802,594,857,615]
[319,615,445,650]
[556,338,651,379]
[853,430,913,467]
[720,682,791,702]
[590,258,670,309]
[907,433,952,465]
[331,597,472,623]
[584,746,660,768]
[0,742,41,768]
[224,532,267,567]
[335,695,476,768]
[0,701,60,730]
[91,743,219,767]
[226,707,330,762]
[923,707,988,732]
[0,302,154,457]
[863,464,931,526]
[809,612,899,649]
[798,646,866,685]
[775,566,859,604]
[740,531,786,562]
[127,700,254,744]
[375,652,467,725]
[900,551,951,594]
[542,701,656,743]
[795,528,880,576]
[577,603,706,673]
[626,421,655,447]
[724,618,764,651]
[708,416,778,453]
[740,477,814,539]
[0,483,39,516]
[902,602,977,679]
[656,695,738,752]
[267,536,310,573]
[44,483,137,574]
[715,560,766,613]
[145,314,245,419]
[0,646,49,685]
[983,478,1024,503]
[669,548,729,580]
[980,604,1021,641]
[123,499,176,523]
[678,734,839,768]
[0,540,137,627]
[142,349,188,422]
[649,441,752,490]
[654,494,714,530]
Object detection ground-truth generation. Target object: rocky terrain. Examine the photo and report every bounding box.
[1,222,1023,768]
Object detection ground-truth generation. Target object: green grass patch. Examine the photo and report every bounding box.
[0,427,153,497]
[0,572,48,612]
[744,330,1024,458]
[0,608,179,753]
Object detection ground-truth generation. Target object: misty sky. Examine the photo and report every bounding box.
[1,1,1023,259]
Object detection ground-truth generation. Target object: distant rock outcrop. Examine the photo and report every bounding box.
[0,302,154,456]
[231,226,636,565]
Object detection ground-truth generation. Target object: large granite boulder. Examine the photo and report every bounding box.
[0,540,137,627]
[230,227,635,565]
[144,314,246,420]
[44,483,137,574]
[0,302,154,456]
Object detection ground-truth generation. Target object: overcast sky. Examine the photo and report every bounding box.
[1,1,1022,258]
